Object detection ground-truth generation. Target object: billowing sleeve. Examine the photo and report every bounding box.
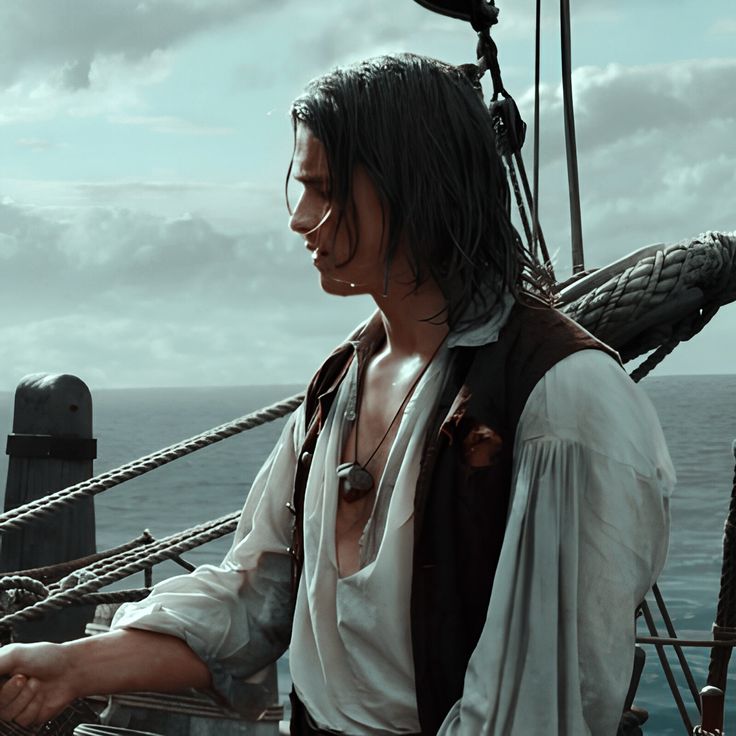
[438,349,675,735]
[111,402,305,702]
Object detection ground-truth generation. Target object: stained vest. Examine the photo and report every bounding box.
[290,298,621,735]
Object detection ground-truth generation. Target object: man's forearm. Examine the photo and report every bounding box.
[63,629,212,699]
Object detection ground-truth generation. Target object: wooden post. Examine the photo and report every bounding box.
[1,373,96,642]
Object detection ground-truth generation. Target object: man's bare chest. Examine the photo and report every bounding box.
[334,355,428,576]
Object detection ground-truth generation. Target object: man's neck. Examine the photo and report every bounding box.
[371,280,449,360]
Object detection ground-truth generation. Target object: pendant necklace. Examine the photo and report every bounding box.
[336,339,446,503]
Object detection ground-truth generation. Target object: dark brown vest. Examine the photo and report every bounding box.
[291,299,621,735]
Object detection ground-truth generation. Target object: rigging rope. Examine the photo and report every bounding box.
[55,514,237,588]
[0,393,303,535]
[0,511,240,628]
[0,532,156,586]
[628,337,682,383]
[512,150,553,273]
[640,600,695,732]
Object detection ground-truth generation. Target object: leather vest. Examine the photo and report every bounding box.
[290,299,621,734]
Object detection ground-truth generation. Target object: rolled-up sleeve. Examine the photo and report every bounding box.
[438,349,675,735]
[111,403,305,701]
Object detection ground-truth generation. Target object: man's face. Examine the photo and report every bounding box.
[288,124,390,297]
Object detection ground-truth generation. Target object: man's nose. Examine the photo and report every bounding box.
[289,202,327,242]
[289,205,310,237]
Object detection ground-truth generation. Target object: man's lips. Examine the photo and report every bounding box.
[310,250,329,269]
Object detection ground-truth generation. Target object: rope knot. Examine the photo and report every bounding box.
[0,575,49,616]
[60,569,97,590]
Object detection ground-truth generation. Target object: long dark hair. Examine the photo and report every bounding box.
[289,53,554,330]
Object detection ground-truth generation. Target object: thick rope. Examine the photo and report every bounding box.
[68,588,150,607]
[0,393,303,535]
[562,232,736,364]
[1,532,155,586]
[0,577,48,599]
[0,511,239,628]
[628,337,681,383]
[55,513,238,590]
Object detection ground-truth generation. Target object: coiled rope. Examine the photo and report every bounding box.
[560,231,736,380]
[0,393,303,535]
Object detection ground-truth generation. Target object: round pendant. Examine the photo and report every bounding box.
[336,461,375,501]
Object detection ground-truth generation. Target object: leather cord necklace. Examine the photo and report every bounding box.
[336,339,446,503]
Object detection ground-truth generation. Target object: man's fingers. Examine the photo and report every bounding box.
[12,682,44,728]
[2,676,38,722]
[0,674,26,712]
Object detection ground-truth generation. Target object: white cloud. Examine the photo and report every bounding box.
[0,1,279,89]
[514,58,736,271]
[0,178,285,234]
[0,198,371,389]
[709,18,736,35]
[0,1,288,125]
[1,43,735,387]
[0,51,172,125]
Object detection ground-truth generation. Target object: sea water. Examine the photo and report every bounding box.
[0,375,734,734]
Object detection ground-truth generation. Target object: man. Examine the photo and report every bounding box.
[0,54,673,734]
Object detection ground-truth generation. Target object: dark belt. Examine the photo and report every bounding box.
[289,690,423,736]
[289,690,342,735]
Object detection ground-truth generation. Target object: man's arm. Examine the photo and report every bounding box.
[0,404,305,727]
[438,349,674,735]
[0,630,210,726]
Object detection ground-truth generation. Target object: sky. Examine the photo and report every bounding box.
[0,0,734,389]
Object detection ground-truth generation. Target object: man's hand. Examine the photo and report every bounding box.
[0,642,76,727]
[0,630,212,730]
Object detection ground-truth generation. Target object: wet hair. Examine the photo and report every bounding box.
[288,52,553,329]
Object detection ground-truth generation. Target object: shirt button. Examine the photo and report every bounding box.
[300,451,313,469]
[346,410,356,421]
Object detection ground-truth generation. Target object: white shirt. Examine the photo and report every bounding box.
[289,348,448,734]
[112,318,674,735]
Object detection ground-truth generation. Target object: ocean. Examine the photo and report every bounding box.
[0,375,734,734]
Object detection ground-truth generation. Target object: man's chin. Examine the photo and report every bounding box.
[319,273,362,297]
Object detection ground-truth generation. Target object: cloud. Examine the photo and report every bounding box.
[518,58,736,160]
[709,18,736,35]
[230,1,473,91]
[0,0,284,89]
[0,0,295,126]
[0,51,172,126]
[0,178,285,235]
[0,198,371,389]
[514,58,736,270]
[61,59,92,91]
[1,45,735,387]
